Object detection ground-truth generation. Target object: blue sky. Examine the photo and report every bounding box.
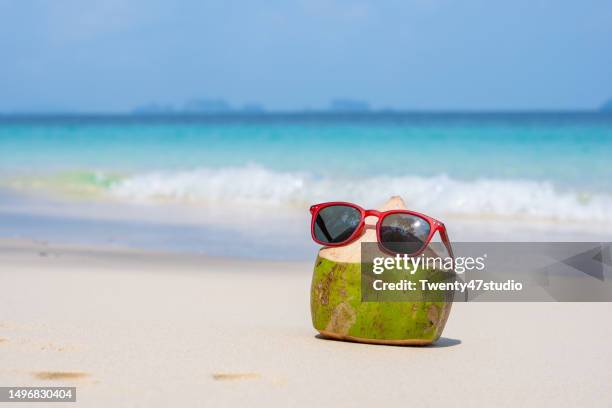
[1,0,611,112]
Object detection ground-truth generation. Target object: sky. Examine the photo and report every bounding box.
[0,0,611,112]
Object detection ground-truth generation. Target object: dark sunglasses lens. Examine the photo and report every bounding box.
[313,205,361,244]
[379,213,431,254]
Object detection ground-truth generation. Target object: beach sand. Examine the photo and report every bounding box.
[1,239,611,407]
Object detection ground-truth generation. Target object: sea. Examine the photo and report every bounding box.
[1,112,611,259]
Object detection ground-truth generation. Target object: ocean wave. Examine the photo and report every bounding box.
[101,165,612,223]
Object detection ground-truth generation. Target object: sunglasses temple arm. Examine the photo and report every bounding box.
[438,225,454,259]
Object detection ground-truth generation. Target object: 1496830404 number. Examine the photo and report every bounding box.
[0,387,76,402]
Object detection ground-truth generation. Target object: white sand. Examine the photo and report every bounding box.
[1,239,611,407]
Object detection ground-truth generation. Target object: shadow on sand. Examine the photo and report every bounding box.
[315,334,461,348]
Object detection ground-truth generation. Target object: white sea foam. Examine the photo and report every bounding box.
[104,165,612,224]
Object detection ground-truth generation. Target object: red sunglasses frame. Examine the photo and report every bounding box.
[310,201,454,258]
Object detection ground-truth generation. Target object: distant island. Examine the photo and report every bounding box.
[183,98,231,113]
[5,99,612,116]
[132,99,267,115]
[131,103,175,115]
[601,99,612,111]
[329,99,370,112]
[132,98,376,115]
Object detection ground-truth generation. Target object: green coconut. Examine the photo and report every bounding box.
[310,196,453,345]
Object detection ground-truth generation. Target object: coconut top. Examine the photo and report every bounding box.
[319,196,408,263]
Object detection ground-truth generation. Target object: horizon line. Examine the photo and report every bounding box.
[1,108,611,116]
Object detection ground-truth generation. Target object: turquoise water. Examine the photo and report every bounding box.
[1,113,611,183]
[1,112,612,223]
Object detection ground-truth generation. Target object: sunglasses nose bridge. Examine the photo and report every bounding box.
[363,210,382,225]
[364,209,381,218]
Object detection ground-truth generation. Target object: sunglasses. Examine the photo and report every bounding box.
[310,202,454,258]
